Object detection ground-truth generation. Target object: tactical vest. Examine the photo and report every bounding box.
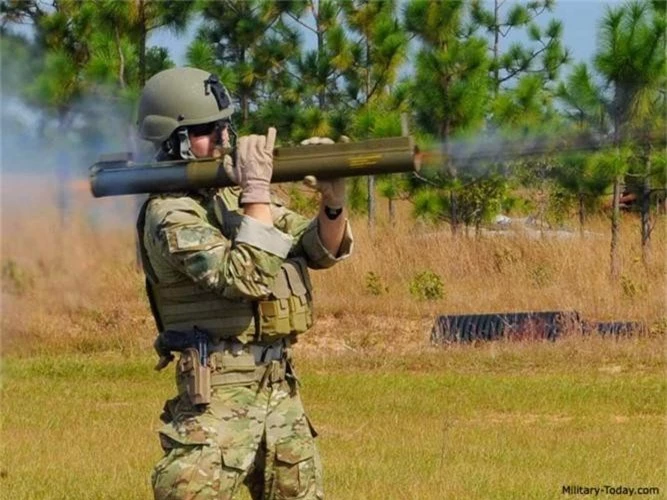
[137,190,314,345]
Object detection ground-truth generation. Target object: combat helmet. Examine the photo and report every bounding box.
[138,67,234,158]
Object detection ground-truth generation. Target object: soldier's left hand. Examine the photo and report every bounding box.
[300,137,346,209]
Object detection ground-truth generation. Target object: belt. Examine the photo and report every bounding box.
[208,338,293,388]
[209,337,291,364]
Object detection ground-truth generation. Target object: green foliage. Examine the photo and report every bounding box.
[185,38,220,78]
[29,49,82,111]
[409,270,445,301]
[555,153,615,199]
[594,0,666,137]
[471,0,568,95]
[492,74,559,130]
[347,177,369,215]
[544,187,575,226]
[343,1,407,105]
[190,0,287,124]
[456,174,508,228]
[364,271,388,296]
[405,0,490,137]
[2,0,195,141]
[557,63,608,128]
[2,0,664,248]
[412,189,446,224]
[248,101,300,142]
[144,47,175,79]
[289,107,333,143]
[281,0,353,111]
[501,193,532,216]
[284,185,319,217]
[351,104,403,139]
[377,173,412,203]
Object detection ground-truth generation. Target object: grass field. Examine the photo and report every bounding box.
[2,336,665,499]
[1,192,666,498]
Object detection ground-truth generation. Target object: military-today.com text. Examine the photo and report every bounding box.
[562,485,661,496]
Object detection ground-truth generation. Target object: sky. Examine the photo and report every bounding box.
[150,0,625,72]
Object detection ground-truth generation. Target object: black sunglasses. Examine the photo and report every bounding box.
[189,121,225,137]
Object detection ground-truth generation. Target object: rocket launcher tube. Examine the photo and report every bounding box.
[90,136,420,198]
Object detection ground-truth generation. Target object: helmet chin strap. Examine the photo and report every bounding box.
[177,129,196,160]
[161,130,194,160]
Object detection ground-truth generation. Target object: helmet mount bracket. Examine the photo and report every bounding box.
[204,74,231,111]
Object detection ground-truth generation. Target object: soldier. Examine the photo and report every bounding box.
[136,67,352,499]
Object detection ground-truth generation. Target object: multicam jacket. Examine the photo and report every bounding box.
[139,187,353,344]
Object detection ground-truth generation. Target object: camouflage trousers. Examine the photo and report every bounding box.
[152,359,324,500]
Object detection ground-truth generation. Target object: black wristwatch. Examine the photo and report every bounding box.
[324,206,343,220]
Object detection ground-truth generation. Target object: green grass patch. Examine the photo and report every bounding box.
[1,337,665,499]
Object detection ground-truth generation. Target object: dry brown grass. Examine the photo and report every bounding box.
[1,183,665,357]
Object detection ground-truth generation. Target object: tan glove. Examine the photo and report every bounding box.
[300,136,346,209]
[224,127,277,204]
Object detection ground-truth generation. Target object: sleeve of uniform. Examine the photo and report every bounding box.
[272,203,354,270]
[145,197,292,300]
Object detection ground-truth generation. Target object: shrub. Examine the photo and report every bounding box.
[409,270,444,301]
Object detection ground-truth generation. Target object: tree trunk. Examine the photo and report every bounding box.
[609,110,622,280]
[492,0,500,97]
[365,24,375,232]
[393,113,408,226]
[240,49,249,125]
[115,26,126,89]
[441,120,458,235]
[316,14,325,110]
[138,0,146,86]
[450,190,458,235]
[242,94,249,125]
[640,152,652,267]
[610,175,622,279]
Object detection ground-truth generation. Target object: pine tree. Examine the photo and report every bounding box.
[92,0,194,87]
[343,0,407,230]
[276,0,352,111]
[404,0,490,233]
[192,0,297,129]
[594,0,666,274]
[470,0,569,98]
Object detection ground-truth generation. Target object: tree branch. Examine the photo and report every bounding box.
[287,11,316,34]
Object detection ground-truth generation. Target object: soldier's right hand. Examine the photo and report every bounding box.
[300,136,346,209]
[224,127,277,205]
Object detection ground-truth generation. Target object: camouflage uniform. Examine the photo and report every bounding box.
[142,186,352,499]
